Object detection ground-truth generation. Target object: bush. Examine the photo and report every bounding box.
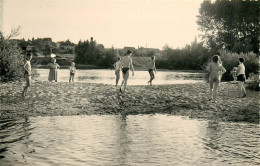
[247,73,260,91]
[0,29,25,82]
[219,50,259,81]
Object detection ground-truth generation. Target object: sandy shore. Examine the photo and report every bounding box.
[0,81,258,123]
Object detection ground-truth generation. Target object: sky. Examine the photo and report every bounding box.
[2,0,202,49]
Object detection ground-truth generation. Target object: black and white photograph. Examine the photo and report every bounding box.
[0,0,259,165]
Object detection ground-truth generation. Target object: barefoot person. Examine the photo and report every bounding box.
[120,50,134,93]
[69,62,76,82]
[147,56,156,86]
[22,53,32,97]
[237,57,246,98]
[113,57,122,86]
[207,55,226,102]
[48,58,60,82]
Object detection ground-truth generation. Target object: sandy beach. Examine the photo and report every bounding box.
[0,81,258,123]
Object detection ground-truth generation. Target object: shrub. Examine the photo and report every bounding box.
[247,73,260,91]
[0,29,25,82]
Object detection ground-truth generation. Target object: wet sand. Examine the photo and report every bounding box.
[0,81,258,123]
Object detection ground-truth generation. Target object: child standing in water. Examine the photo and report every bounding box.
[22,53,32,97]
[120,50,134,93]
[113,57,122,86]
[207,55,226,102]
[147,56,156,86]
[237,58,246,98]
[69,62,76,82]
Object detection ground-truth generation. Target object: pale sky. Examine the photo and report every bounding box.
[3,0,202,49]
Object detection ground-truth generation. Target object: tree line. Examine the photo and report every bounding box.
[1,0,259,88]
[74,40,117,68]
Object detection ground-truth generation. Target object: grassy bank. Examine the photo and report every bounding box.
[0,81,258,123]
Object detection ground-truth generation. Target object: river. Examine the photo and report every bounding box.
[34,69,205,85]
[0,115,259,165]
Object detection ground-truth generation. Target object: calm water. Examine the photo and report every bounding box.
[0,115,259,166]
[34,69,205,85]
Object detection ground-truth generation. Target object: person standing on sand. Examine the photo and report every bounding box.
[69,62,76,82]
[22,53,32,97]
[236,57,246,98]
[147,56,156,86]
[120,50,134,93]
[48,58,60,82]
[113,57,122,86]
[207,55,226,102]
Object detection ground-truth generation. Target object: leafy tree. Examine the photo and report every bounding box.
[197,0,259,54]
[75,40,89,64]
[43,45,51,55]
[157,38,210,70]
[99,47,117,68]
[0,28,25,82]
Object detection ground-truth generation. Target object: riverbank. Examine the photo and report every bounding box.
[0,81,258,123]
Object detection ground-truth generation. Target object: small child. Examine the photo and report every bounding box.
[22,53,32,97]
[114,57,122,86]
[231,67,238,81]
[69,62,76,82]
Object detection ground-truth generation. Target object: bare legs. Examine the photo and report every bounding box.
[209,78,220,102]
[22,85,30,97]
[69,75,74,82]
[116,74,120,86]
[120,71,129,92]
[22,75,31,97]
[148,71,154,86]
[238,81,246,97]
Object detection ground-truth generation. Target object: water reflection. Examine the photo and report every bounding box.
[114,114,130,166]
[0,115,259,165]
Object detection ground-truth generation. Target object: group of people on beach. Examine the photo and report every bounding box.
[22,50,246,103]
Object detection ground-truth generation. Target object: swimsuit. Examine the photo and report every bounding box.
[122,68,129,74]
[237,74,245,82]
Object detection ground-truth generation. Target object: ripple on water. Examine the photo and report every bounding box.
[0,115,259,166]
